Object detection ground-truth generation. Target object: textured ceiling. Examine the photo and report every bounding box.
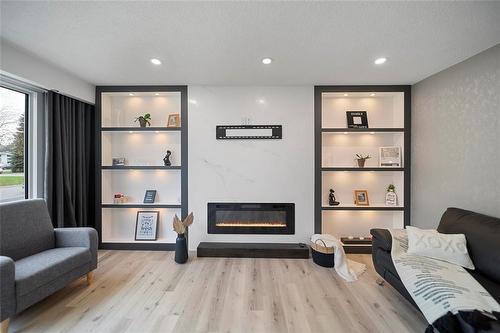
[1,1,499,86]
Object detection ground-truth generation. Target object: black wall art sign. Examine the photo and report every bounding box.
[346,111,368,128]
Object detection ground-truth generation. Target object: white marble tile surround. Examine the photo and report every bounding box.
[188,86,314,250]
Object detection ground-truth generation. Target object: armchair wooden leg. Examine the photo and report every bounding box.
[86,271,94,285]
[1,318,9,333]
[376,277,385,286]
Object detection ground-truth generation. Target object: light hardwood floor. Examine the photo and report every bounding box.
[10,251,427,333]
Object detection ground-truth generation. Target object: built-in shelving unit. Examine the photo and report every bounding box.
[315,86,411,253]
[95,86,188,250]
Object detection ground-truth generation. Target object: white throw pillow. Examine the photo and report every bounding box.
[406,226,475,270]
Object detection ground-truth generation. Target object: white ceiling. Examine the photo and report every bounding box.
[1,1,499,86]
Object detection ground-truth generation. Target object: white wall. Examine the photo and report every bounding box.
[188,86,314,250]
[0,39,95,103]
[411,44,500,228]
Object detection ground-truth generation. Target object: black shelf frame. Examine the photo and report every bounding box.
[102,204,182,209]
[102,127,181,132]
[101,165,181,170]
[321,167,404,172]
[95,85,188,251]
[314,85,411,243]
[322,128,404,133]
[322,206,405,211]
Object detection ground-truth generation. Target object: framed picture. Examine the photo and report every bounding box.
[143,190,157,203]
[167,114,180,127]
[346,111,368,128]
[112,157,126,166]
[135,211,159,241]
[354,190,369,206]
[379,146,401,167]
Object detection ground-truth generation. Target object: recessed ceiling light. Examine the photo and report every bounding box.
[370,132,375,135]
[262,58,273,65]
[150,58,162,65]
[128,93,134,96]
[370,93,375,97]
[374,57,387,65]
[257,99,265,104]
[343,93,349,97]
[155,93,160,96]
[189,99,197,105]
[343,132,348,135]
[128,131,133,134]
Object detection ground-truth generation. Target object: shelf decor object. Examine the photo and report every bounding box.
[134,211,159,241]
[315,85,411,253]
[216,125,282,140]
[96,85,188,251]
[346,111,368,128]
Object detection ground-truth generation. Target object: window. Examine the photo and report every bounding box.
[0,86,28,202]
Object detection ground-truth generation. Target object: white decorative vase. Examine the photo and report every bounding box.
[385,191,397,206]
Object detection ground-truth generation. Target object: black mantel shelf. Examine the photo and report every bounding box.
[197,242,309,259]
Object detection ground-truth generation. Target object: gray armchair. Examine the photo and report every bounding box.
[0,199,97,333]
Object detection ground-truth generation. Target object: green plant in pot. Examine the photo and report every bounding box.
[355,154,371,168]
[173,213,194,264]
[134,113,151,127]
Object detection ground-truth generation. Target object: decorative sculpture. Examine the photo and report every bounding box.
[328,189,340,206]
[163,150,172,166]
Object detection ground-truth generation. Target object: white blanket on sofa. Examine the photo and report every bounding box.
[389,229,500,324]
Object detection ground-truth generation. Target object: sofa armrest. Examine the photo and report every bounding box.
[0,256,16,321]
[54,228,98,270]
[370,229,392,251]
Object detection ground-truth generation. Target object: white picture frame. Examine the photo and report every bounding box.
[379,146,401,167]
[135,211,159,241]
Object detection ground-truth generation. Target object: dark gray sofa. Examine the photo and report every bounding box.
[371,207,500,309]
[0,199,98,332]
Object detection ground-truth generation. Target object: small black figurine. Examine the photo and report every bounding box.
[328,189,340,206]
[163,150,172,166]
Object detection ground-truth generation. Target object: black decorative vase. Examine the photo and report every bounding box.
[175,233,188,264]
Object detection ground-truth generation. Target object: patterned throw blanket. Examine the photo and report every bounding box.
[389,229,500,327]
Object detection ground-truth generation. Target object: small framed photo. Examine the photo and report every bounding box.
[346,111,368,128]
[167,114,180,127]
[143,190,157,203]
[112,157,126,166]
[379,146,401,167]
[135,211,159,241]
[354,190,370,206]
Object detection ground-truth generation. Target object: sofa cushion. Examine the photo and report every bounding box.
[0,199,55,261]
[15,247,91,296]
[438,208,500,284]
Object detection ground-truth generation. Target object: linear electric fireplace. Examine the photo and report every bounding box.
[208,203,295,234]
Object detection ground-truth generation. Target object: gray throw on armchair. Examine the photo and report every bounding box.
[0,199,97,331]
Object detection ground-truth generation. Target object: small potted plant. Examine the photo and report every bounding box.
[172,213,194,264]
[355,154,371,168]
[134,113,151,127]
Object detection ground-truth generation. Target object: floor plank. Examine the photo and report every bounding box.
[10,251,427,333]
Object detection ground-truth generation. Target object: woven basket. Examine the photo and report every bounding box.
[311,239,335,267]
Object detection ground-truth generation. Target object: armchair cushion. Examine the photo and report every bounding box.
[0,199,55,261]
[55,228,98,270]
[15,247,90,297]
[0,256,16,321]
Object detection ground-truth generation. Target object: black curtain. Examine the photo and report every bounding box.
[45,91,95,228]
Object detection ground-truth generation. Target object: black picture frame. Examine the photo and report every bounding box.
[346,111,368,128]
[143,190,157,203]
[134,211,159,241]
